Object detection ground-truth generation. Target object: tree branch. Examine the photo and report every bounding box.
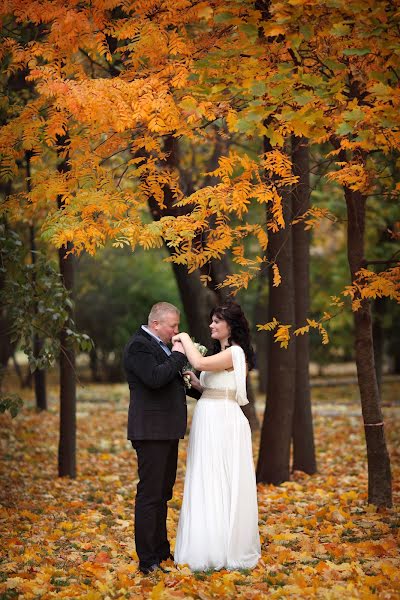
[362,259,400,267]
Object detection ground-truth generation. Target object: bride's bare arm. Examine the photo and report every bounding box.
[172,333,233,372]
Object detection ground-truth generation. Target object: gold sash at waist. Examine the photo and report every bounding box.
[200,387,236,401]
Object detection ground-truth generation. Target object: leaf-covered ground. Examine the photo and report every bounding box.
[1,380,399,599]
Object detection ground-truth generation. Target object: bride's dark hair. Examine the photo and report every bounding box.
[210,300,255,370]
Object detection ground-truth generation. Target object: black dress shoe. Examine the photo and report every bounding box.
[139,563,160,575]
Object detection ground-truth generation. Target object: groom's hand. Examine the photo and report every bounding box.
[172,340,185,354]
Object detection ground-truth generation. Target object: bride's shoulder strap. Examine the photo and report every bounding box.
[231,345,249,406]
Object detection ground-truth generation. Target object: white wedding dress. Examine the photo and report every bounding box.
[174,345,261,571]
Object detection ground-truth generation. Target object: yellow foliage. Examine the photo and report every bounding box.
[274,324,292,349]
[294,324,310,337]
[343,267,400,309]
[272,262,281,287]
[327,163,371,195]
[257,317,279,332]
[1,0,399,347]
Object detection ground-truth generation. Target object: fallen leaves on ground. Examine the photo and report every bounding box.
[0,382,399,599]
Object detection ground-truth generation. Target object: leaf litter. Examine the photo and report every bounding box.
[0,382,399,599]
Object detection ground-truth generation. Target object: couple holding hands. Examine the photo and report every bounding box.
[123,300,261,574]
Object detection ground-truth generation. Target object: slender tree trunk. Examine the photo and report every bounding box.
[390,346,400,374]
[345,185,392,506]
[89,346,101,382]
[254,268,268,394]
[29,225,47,410]
[242,376,260,432]
[257,157,296,484]
[26,154,47,410]
[33,333,47,410]
[291,136,316,474]
[12,354,25,387]
[0,297,14,379]
[372,296,386,392]
[208,255,232,304]
[58,240,76,478]
[0,206,17,384]
[0,312,14,388]
[57,148,76,478]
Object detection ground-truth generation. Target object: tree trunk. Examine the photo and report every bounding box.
[254,268,268,394]
[242,376,260,432]
[58,240,76,478]
[148,135,225,347]
[0,206,17,384]
[12,354,25,388]
[170,262,216,347]
[372,296,386,392]
[57,147,76,478]
[291,136,316,474]
[0,311,14,388]
[390,346,400,374]
[345,185,392,507]
[208,255,232,304]
[26,154,47,410]
[33,334,47,410]
[89,346,101,382]
[257,157,296,484]
[0,275,15,379]
[29,225,47,411]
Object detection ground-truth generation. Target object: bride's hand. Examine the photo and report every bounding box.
[172,332,189,344]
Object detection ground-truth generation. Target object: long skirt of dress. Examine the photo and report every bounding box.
[174,398,261,571]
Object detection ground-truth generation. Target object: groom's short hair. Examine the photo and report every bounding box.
[148,302,180,324]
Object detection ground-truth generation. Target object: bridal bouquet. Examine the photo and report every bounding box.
[182,340,208,388]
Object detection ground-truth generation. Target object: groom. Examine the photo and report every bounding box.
[123,302,199,574]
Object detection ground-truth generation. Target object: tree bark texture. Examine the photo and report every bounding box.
[254,267,268,394]
[0,202,16,382]
[0,224,15,377]
[29,224,47,411]
[372,296,386,392]
[26,154,48,411]
[57,147,76,478]
[169,262,215,347]
[58,240,76,478]
[291,136,316,474]
[345,186,392,507]
[0,308,15,380]
[242,376,260,432]
[257,180,296,484]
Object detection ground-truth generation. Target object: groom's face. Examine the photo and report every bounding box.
[153,311,180,344]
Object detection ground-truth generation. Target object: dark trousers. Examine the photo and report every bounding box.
[132,439,179,569]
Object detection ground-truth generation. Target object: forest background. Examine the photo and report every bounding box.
[0,1,399,598]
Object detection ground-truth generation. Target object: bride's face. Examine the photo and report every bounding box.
[209,315,231,342]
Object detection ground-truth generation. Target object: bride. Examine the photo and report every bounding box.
[172,300,261,571]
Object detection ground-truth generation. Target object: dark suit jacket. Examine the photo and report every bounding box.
[124,327,199,440]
